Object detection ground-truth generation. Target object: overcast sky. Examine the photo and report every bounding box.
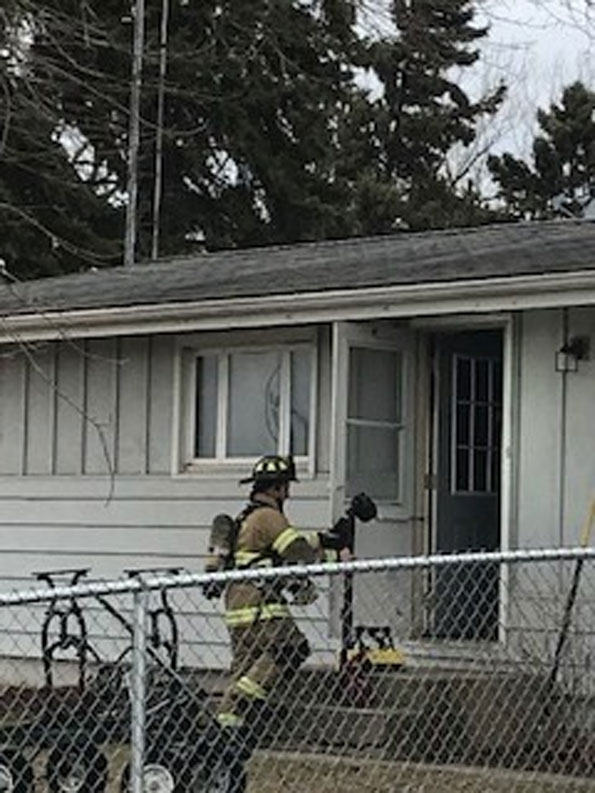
[359,1,595,170]
[474,1,595,157]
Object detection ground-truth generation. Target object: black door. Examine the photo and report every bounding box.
[433,331,502,640]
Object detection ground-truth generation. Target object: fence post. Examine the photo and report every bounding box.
[130,583,149,793]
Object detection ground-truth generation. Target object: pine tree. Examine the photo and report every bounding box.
[0,1,125,276]
[488,81,595,220]
[347,0,505,232]
[1,0,506,277]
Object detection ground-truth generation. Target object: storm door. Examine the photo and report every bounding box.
[331,322,410,510]
[432,331,502,640]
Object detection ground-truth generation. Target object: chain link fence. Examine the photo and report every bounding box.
[0,548,593,793]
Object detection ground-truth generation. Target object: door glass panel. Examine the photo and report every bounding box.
[475,359,489,401]
[455,447,470,492]
[452,354,501,494]
[348,348,401,422]
[456,403,470,446]
[227,351,281,455]
[347,425,400,500]
[347,346,402,501]
[456,356,471,400]
[474,449,488,492]
[474,405,489,446]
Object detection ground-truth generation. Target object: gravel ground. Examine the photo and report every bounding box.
[246,751,595,793]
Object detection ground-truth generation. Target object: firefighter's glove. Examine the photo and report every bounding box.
[287,578,318,605]
[319,516,352,551]
[350,493,377,523]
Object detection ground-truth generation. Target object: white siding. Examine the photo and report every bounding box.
[513,308,595,689]
[0,475,334,676]
[118,336,150,474]
[25,345,54,474]
[0,349,26,474]
[0,335,178,478]
[561,307,595,543]
[0,329,337,676]
[516,307,595,547]
[147,335,174,474]
[516,310,564,548]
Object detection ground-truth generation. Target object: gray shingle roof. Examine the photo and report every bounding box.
[1,219,595,317]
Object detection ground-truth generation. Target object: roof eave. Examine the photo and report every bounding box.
[2,269,595,343]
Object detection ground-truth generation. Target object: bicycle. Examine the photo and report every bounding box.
[0,567,247,793]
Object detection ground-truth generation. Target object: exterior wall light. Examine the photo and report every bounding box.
[555,336,591,373]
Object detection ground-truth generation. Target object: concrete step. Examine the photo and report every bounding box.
[262,699,594,776]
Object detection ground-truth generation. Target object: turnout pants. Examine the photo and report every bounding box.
[217,584,310,732]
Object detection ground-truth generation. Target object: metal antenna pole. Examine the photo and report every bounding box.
[151,0,170,261]
[124,0,146,267]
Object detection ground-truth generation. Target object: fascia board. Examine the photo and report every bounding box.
[2,269,595,342]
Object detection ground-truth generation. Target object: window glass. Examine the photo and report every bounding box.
[347,425,400,500]
[290,349,311,456]
[195,356,218,457]
[191,343,314,463]
[348,347,401,423]
[347,346,402,501]
[227,351,281,456]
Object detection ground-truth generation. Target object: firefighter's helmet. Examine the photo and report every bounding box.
[240,454,298,485]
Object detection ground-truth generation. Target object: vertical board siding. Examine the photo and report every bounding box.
[0,480,332,677]
[25,345,54,475]
[148,335,174,473]
[54,343,85,474]
[117,336,150,474]
[84,338,118,475]
[562,307,595,545]
[0,324,336,679]
[0,336,159,477]
[0,349,26,474]
[516,310,563,548]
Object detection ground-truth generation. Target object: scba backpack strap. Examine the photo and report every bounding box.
[232,502,278,570]
[209,502,266,565]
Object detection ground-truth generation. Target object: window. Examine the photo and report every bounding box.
[189,344,315,464]
[452,354,502,494]
[346,346,403,501]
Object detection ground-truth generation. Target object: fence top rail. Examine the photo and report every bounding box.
[0,546,593,607]
[1,545,594,606]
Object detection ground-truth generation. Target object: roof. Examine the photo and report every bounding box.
[2,219,595,317]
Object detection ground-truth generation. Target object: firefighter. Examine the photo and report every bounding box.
[214,454,352,747]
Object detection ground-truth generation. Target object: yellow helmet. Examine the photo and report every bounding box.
[240,454,298,485]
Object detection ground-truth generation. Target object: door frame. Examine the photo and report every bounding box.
[414,313,518,643]
[329,320,415,524]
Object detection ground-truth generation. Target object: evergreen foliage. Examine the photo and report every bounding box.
[0,0,504,277]
[488,81,595,220]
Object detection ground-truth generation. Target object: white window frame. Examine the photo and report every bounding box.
[173,330,318,477]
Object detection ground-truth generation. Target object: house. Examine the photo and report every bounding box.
[0,219,594,672]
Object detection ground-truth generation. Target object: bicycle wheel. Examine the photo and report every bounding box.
[120,751,246,793]
[0,752,34,793]
[46,742,107,793]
